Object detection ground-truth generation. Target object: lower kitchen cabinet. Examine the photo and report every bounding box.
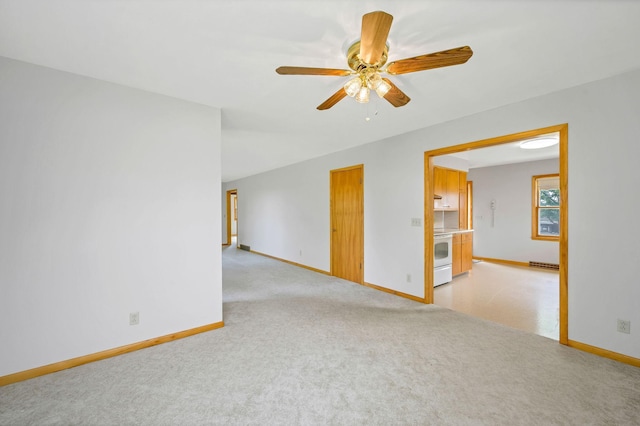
[453,232,473,276]
[461,232,473,273]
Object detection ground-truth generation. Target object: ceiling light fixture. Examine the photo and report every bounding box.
[519,136,559,150]
[355,85,370,103]
[344,77,362,97]
[344,69,391,104]
[276,11,474,110]
[341,41,394,105]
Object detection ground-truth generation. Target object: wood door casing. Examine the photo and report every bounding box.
[225,189,237,246]
[425,123,568,345]
[330,165,364,284]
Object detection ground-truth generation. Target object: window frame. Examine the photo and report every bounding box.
[531,173,560,241]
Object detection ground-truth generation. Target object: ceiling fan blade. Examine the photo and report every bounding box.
[360,11,393,65]
[317,88,347,110]
[381,78,410,107]
[385,46,473,75]
[276,66,351,76]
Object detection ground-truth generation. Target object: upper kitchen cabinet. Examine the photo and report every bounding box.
[434,166,462,211]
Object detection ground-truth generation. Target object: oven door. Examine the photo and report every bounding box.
[434,234,452,268]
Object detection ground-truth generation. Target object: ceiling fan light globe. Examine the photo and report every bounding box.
[375,80,392,98]
[367,72,383,90]
[344,77,362,97]
[355,86,370,103]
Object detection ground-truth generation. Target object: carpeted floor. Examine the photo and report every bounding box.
[1,246,639,425]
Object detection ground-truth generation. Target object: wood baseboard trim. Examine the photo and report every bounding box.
[248,250,424,303]
[250,250,331,276]
[567,339,640,368]
[0,321,224,387]
[363,282,426,304]
[473,256,530,268]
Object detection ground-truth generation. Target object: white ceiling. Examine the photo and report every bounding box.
[1,1,639,181]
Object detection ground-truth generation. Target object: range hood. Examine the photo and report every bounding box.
[434,194,443,199]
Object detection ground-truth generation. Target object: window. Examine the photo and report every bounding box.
[532,174,560,240]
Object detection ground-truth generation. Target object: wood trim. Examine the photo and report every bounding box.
[424,154,435,303]
[250,250,331,276]
[467,180,473,230]
[0,321,224,387]
[363,281,427,304]
[558,126,569,344]
[473,256,532,269]
[425,123,569,345]
[568,340,640,368]
[248,250,424,304]
[426,124,566,157]
[225,189,237,246]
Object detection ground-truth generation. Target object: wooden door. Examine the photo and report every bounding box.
[330,165,364,284]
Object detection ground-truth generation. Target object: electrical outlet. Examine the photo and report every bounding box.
[130,312,139,326]
[406,274,412,283]
[617,319,630,334]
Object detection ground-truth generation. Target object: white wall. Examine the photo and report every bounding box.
[0,57,223,377]
[469,159,559,264]
[223,69,640,359]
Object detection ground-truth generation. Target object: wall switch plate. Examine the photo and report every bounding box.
[617,319,630,334]
[411,218,422,227]
[130,312,140,326]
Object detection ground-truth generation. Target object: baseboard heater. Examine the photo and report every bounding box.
[529,261,559,270]
[239,244,251,251]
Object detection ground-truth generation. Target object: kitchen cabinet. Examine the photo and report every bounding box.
[452,231,473,276]
[458,171,468,229]
[452,233,462,276]
[433,166,460,211]
[461,232,473,273]
[445,169,459,210]
[433,167,447,210]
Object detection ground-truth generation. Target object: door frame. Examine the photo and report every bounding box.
[225,189,237,246]
[330,164,364,284]
[424,124,568,344]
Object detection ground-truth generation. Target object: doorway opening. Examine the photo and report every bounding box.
[225,189,238,247]
[424,124,568,344]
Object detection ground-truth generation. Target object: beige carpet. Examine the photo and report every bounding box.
[1,246,639,425]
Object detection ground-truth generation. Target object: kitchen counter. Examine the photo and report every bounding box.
[434,228,474,235]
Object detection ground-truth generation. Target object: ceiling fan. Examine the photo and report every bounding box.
[276,11,473,110]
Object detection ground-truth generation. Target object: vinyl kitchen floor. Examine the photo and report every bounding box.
[434,261,559,340]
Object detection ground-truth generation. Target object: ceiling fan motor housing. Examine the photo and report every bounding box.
[347,41,389,72]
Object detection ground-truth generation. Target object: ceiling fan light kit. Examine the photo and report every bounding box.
[276,11,473,110]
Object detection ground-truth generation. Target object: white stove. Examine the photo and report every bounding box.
[434,233,453,286]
